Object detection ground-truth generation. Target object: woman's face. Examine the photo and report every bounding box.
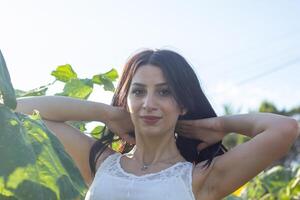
[127,64,184,137]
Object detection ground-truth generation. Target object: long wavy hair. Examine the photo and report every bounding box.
[89,49,227,176]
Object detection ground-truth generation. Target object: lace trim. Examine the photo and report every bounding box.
[96,152,196,200]
[103,152,193,181]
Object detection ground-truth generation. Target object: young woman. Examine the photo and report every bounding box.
[16,49,299,200]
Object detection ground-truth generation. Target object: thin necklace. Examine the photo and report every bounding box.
[138,154,182,171]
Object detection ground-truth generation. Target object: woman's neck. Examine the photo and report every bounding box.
[129,133,184,165]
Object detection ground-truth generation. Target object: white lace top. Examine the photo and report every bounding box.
[85,152,196,200]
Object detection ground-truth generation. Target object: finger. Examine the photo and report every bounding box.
[176,123,195,132]
[178,122,214,133]
[177,121,194,128]
[122,134,133,144]
[177,124,199,134]
[176,124,188,131]
[125,138,135,145]
[126,136,136,144]
[177,120,194,126]
[123,134,136,145]
[175,126,190,134]
[178,126,196,134]
[178,119,210,128]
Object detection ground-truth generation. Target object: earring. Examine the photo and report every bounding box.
[180,108,187,115]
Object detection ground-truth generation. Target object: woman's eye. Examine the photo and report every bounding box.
[159,89,171,96]
[132,89,145,96]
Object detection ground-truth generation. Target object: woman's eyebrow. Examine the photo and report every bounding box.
[131,82,168,87]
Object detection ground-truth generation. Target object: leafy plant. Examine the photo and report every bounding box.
[51,64,118,99]
[225,165,300,200]
[0,50,87,199]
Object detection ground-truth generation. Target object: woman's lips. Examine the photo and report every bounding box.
[140,116,161,125]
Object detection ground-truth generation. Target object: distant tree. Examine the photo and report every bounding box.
[259,100,300,117]
[259,100,279,113]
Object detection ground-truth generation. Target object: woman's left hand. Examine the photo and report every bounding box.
[107,106,136,145]
[176,117,226,151]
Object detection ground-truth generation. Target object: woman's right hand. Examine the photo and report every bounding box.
[106,106,135,144]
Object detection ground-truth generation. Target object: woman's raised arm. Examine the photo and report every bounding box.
[16,96,135,144]
[16,96,111,123]
[177,113,299,199]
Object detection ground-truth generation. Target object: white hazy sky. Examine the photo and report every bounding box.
[0,0,299,115]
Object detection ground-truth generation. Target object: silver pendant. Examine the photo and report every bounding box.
[141,165,149,171]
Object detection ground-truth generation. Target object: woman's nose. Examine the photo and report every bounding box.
[142,93,157,111]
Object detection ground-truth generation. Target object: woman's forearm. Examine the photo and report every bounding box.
[16,96,112,123]
[221,113,299,138]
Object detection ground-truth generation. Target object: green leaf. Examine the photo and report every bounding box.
[90,125,105,139]
[0,50,17,109]
[92,75,114,91]
[103,68,118,81]
[0,106,88,199]
[92,68,118,92]
[24,87,48,97]
[67,121,88,132]
[102,78,115,92]
[56,78,93,99]
[93,68,118,82]
[15,88,48,98]
[15,81,56,98]
[51,64,77,83]
[14,89,28,97]
[261,166,292,194]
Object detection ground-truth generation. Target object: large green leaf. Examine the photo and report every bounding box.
[56,78,93,99]
[0,106,88,199]
[51,64,78,83]
[92,68,118,92]
[0,50,17,109]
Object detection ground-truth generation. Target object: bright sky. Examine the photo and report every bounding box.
[1,0,299,115]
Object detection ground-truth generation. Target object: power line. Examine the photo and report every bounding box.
[216,44,300,76]
[205,28,300,66]
[236,57,300,85]
[206,57,300,97]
